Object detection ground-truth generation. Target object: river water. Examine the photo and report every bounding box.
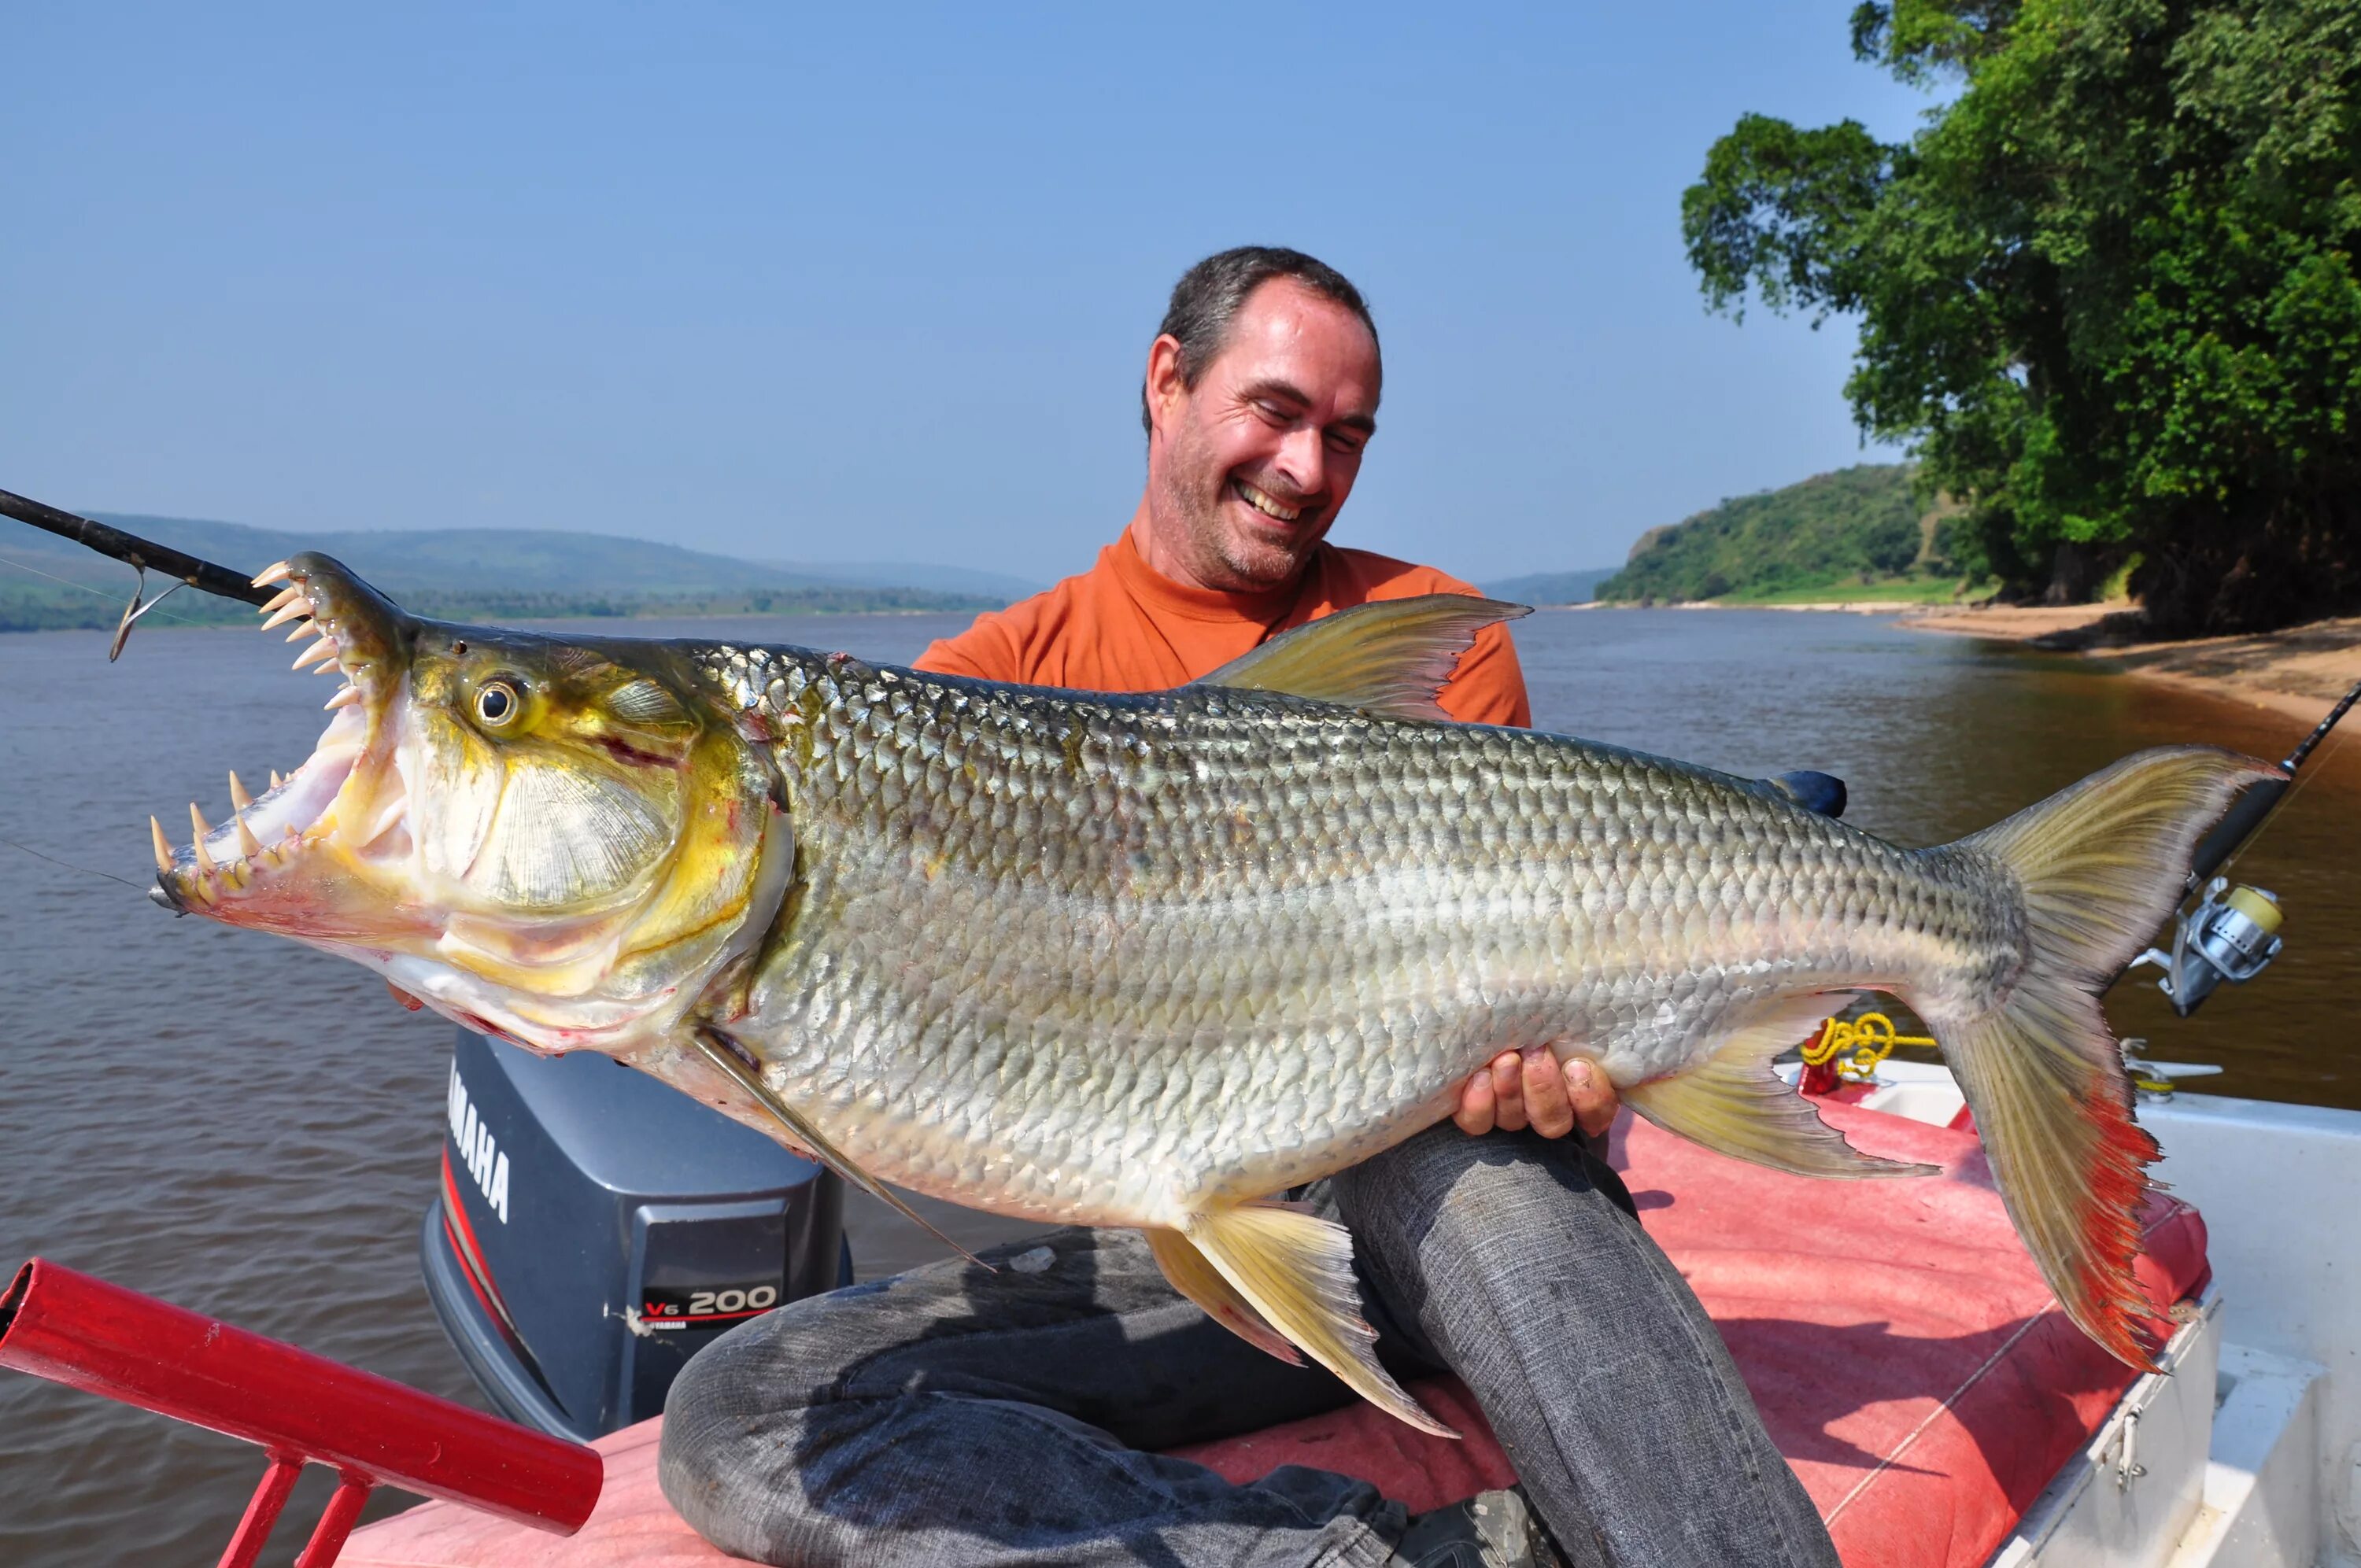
[2,607,2354,1563]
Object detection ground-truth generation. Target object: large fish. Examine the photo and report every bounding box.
[150,555,2278,1434]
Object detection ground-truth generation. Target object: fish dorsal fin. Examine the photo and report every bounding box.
[1620,994,1938,1180]
[1144,1227,1302,1366]
[1189,594,1530,721]
[1183,1201,1458,1437]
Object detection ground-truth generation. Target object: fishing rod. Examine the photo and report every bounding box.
[2130,673,2361,1016]
[0,485,272,659]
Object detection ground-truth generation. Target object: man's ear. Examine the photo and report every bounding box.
[1144,333,1187,441]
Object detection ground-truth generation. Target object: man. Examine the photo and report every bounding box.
[660,249,1838,1568]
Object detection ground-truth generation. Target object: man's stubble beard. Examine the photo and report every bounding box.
[1154,420,1321,594]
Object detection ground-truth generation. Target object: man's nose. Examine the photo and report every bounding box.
[1273,426,1326,498]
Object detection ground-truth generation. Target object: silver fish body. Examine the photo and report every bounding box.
[164,561,2281,1431]
[708,646,2010,1229]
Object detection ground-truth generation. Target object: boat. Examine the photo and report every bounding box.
[2,494,2354,1565]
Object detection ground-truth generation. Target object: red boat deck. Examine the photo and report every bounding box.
[348,1100,2208,1568]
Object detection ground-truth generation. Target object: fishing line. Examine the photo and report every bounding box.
[0,835,152,891]
[0,552,213,628]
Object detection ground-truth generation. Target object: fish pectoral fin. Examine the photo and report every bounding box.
[1188,595,1530,722]
[689,1025,993,1271]
[1182,1203,1458,1438]
[1623,994,1939,1180]
[1144,1227,1302,1366]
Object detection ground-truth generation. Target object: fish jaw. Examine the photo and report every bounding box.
[150,554,796,1057]
[152,555,429,946]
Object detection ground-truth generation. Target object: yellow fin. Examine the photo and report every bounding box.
[1183,1202,1457,1437]
[1624,994,1938,1179]
[1189,594,1529,721]
[1144,1227,1301,1366]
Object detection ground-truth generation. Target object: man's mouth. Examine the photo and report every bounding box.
[1231,478,1316,526]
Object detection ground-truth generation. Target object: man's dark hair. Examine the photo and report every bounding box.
[1141,247,1379,434]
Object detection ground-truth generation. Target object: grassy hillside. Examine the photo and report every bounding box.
[0,513,1025,632]
[1594,464,1965,604]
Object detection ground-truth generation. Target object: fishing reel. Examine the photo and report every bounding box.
[2128,878,2285,1018]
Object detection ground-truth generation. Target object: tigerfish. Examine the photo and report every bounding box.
[147,554,2279,1434]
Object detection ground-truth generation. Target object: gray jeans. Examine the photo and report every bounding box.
[659,1124,1837,1568]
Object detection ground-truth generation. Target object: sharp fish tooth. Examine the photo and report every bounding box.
[263,602,312,631]
[150,816,174,874]
[235,810,263,858]
[251,561,294,588]
[189,803,216,873]
[324,685,363,710]
[286,621,323,643]
[270,769,285,788]
[229,772,253,813]
[311,658,342,676]
[260,585,301,614]
[293,638,338,671]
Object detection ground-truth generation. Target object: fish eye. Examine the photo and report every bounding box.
[476,681,521,726]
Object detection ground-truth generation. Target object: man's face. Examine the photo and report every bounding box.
[1145,279,1380,592]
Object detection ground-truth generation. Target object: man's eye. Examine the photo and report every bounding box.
[1326,432,1368,456]
[1253,400,1291,423]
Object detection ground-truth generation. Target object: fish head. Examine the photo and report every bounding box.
[153,553,793,1055]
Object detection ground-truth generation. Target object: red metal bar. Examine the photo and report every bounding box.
[220,1453,305,1568]
[0,1258,600,1544]
[295,1474,378,1567]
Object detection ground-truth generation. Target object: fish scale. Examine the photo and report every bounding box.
[717,646,1986,1229]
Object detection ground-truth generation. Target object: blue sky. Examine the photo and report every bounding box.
[2,5,1934,583]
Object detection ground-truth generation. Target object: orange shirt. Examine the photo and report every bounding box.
[915,529,1530,727]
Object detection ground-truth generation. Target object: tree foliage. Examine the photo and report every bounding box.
[1684,0,2361,633]
[1595,463,1945,602]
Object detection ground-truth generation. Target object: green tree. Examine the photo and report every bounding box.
[1684,0,2361,633]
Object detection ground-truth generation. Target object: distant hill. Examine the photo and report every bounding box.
[1482,567,1618,606]
[1595,464,1964,604]
[0,512,1031,632]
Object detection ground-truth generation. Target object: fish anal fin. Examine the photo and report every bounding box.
[1624,994,1938,1180]
[1189,595,1529,721]
[1144,1227,1301,1366]
[1183,1203,1458,1438]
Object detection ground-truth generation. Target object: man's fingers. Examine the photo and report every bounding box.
[1488,1051,1528,1131]
[1565,1057,1621,1139]
[1454,1068,1496,1135]
[1520,1048,1576,1138]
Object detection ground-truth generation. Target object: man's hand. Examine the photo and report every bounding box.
[1453,1049,1619,1140]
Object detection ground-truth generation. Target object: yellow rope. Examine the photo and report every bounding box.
[1799,1012,1936,1082]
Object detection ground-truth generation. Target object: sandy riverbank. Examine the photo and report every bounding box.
[1901,603,2361,725]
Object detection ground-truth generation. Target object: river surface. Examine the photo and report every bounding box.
[2,606,2355,1563]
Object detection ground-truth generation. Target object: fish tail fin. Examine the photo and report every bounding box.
[1920,745,2282,1369]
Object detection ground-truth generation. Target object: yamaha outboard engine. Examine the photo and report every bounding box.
[422,1030,848,1441]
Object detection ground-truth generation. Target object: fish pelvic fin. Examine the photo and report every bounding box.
[1188,594,1529,721]
[1923,745,2283,1371]
[1624,993,1939,1180]
[1182,1203,1458,1438]
[1144,1227,1302,1367]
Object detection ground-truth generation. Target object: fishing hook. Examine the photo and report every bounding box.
[107,564,185,662]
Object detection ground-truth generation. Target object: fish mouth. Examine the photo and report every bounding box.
[150,552,416,924]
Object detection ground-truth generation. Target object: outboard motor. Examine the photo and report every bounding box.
[422,1031,848,1442]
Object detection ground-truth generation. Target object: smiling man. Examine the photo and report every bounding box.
[659,249,1839,1568]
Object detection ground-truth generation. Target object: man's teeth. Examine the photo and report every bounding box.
[1236,481,1302,522]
